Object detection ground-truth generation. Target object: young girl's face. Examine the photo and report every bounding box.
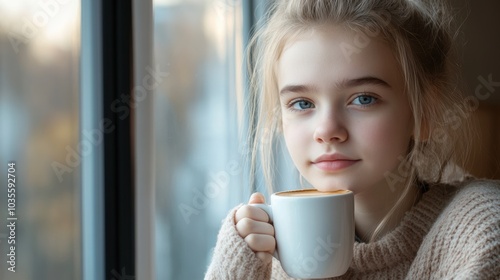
[277,25,414,194]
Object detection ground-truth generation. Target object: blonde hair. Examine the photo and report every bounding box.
[247,0,471,241]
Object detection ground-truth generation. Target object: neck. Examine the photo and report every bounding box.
[354,179,420,242]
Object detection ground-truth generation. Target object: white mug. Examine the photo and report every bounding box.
[252,189,354,278]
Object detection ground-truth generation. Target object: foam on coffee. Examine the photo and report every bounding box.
[277,189,350,197]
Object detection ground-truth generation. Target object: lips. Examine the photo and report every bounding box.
[312,153,360,172]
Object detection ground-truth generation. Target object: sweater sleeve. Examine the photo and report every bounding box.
[408,180,500,279]
[204,205,273,280]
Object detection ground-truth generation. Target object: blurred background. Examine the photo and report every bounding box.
[0,0,498,279]
[0,1,81,279]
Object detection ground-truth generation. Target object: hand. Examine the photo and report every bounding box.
[235,192,276,264]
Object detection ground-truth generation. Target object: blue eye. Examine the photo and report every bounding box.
[352,95,377,106]
[291,100,314,110]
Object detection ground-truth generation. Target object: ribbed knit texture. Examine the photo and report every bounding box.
[205,180,500,279]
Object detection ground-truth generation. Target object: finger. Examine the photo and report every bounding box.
[248,192,265,204]
[235,205,270,223]
[236,218,275,238]
[245,233,276,252]
[255,252,273,264]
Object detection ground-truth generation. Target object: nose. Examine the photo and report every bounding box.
[313,110,348,144]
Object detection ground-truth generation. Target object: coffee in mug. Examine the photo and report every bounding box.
[252,188,354,278]
[276,189,350,197]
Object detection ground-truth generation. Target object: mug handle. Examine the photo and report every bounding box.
[249,203,279,260]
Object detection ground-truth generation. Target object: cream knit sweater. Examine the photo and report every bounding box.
[205,180,500,279]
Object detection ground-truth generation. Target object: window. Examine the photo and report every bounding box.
[0,1,81,279]
[152,1,248,278]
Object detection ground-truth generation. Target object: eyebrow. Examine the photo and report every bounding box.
[338,76,391,89]
[279,76,391,95]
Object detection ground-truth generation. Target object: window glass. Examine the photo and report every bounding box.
[0,1,81,279]
[153,0,248,278]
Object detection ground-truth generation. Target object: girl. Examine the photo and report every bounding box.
[206,0,500,278]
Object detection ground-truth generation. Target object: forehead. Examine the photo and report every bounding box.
[277,25,404,91]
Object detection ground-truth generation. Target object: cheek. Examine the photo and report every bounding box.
[357,115,413,167]
[282,120,310,157]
